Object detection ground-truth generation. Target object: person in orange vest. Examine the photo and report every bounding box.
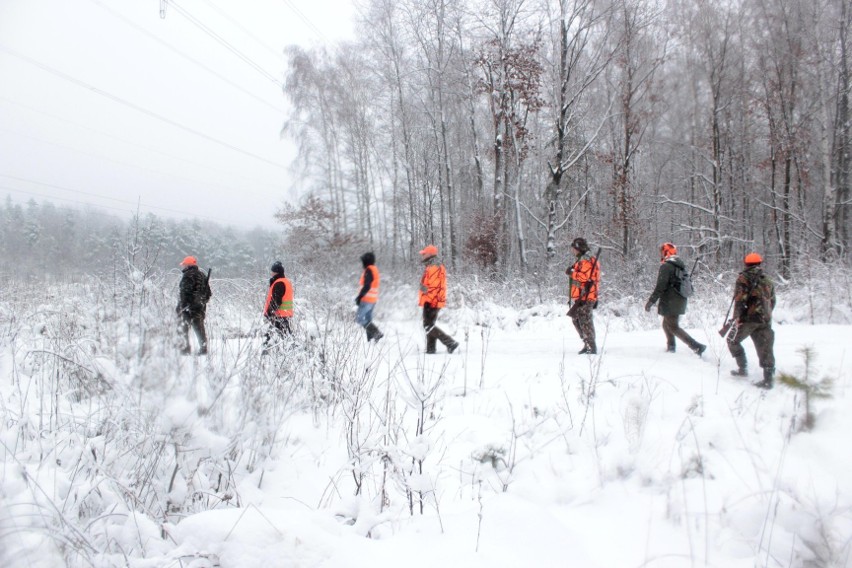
[176,255,211,355]
[355,252,384,341]
[418,245,459,354]
[566,237,600,354]
[263,261,293,349]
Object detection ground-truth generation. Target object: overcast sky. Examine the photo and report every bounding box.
[0,0,354,229]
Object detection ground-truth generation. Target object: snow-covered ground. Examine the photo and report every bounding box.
[1,280,850,567]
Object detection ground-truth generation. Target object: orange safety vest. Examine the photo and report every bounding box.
[359,265,380,303]
[569,254,600,301]
[418,264,447,308]
[264,277,294,317]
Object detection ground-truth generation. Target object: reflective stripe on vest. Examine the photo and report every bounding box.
[360,265,380,303]
[264,277,294,317]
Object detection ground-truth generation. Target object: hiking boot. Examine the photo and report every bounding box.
[755,367,774,389]
[578,345,597,355]
[447,341,459,354]
[730,354,747,376]
[666,344,676,353]
[425,349,436,355]
[692,343,706,357]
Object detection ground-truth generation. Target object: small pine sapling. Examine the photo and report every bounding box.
[777,346,834,431]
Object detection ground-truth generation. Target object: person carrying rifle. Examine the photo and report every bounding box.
[644,243,706,355]
[726,252,776,389]
[566,237,600,354]
[176,256,211,355]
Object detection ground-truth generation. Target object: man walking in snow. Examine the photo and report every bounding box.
[355,252,384,341]
[418,245,459,354]
[727,252,776,389]
[263,261,293,350]
[644,243,706,356]
[176,256,211,355]
[566,237,600,354]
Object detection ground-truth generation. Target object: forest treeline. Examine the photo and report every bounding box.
[281,0,852,278]
[0,197,278,280]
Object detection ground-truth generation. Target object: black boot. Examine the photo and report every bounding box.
[692,343,706,356]
[579,341,597,355]
[366,323,383,341]
[447,340,459,354]
[730,355,748,376]
[666,343,676,353]
[755,367,774,389]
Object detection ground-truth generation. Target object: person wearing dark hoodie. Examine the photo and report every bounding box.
[644,243,706,356]
[355,252,384,341]
[263,261,293,350]
[176,256,211,355]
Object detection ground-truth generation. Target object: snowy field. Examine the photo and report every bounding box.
[1,277,850,568]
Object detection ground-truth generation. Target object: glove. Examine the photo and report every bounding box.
[644,300,653,312]
[593,301,598,309]
[355,298,361,306]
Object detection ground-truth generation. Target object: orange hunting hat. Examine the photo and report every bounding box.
[660,242,677,259]
[419,245,438,257]
[744,252,762,265]
[180,256,197,266]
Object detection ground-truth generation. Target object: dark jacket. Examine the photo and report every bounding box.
[178,265,211,317]
[733,265,775,324]
[648,256,688,316]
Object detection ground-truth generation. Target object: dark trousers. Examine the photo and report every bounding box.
[727,321,775,369]
[264,317,292,347]
[568,301,596,350]
[422,305,455,353]
[662,315,699,349]
[180,313,207,354]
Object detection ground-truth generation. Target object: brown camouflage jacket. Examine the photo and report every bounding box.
[733,265,775,324]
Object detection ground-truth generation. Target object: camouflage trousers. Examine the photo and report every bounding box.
[568,300,596,350]
[662,315,700,349]
[727,321,775,369]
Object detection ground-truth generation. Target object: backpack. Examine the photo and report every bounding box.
[672,264,694,298]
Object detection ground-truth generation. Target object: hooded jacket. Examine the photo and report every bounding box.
[648,256,688,316]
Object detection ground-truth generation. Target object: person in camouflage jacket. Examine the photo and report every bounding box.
[176,256,211,355]
[727,252,776,388]
[644,243,706,356]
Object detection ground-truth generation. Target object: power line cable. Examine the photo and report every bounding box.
[169,0,283,88]
[0,125,284,201]
[196,0,284,60]
[279,0,327,42]
[0,96,286,196]
[88,0,285,115]
[0,177,238,225]
[0,43,289,172]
